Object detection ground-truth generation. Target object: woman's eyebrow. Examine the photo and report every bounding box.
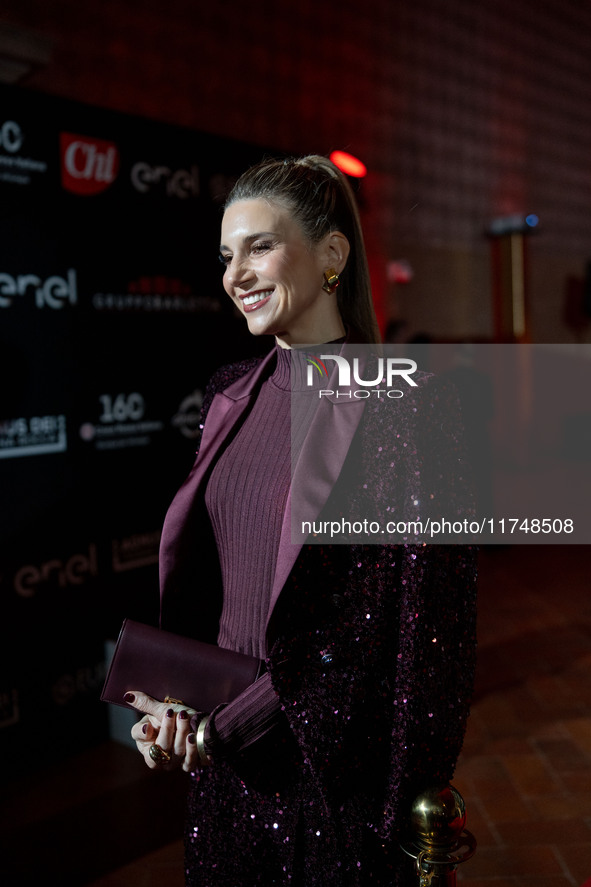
[219,231,277,251]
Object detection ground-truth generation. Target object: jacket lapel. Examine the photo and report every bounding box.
[159,351,275,595]
[162,342,369,636]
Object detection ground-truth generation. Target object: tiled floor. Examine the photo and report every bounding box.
[2,545,590,886]
[456,545,591,887]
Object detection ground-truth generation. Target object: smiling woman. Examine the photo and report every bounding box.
[222,154,380,346]
[219,199,348,347]
[124,155,477,887]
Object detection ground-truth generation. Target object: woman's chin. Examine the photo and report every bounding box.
[244,312,277,338]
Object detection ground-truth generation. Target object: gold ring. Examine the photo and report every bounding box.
[149,743,171,765]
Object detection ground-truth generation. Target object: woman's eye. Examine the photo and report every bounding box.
[218,253,232,267]
[251,241,273,254]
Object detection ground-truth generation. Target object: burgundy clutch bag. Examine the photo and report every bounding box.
[101,619,263,713]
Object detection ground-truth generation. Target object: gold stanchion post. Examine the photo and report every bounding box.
[400,785,476,886]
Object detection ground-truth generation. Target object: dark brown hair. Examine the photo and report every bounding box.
[225,155,380,344]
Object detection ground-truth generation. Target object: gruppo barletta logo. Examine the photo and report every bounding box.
[60,132,120,196]
[305,354,418,399]
[92,275,219,313]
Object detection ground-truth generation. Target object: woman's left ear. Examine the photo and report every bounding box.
[324,231,350,274]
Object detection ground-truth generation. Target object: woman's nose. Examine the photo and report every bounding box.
[225,255,253,289]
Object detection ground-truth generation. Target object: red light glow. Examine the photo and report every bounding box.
[330,150,367,178]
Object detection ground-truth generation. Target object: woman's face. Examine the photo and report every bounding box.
[220,199,347,348]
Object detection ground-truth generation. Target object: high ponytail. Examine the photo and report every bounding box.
[225,155,380,345]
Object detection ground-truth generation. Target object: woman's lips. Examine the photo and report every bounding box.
[240,289,273,313]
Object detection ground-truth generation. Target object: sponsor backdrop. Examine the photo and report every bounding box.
[0,84,270,770]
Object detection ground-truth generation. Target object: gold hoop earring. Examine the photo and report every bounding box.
[322,268,340,294]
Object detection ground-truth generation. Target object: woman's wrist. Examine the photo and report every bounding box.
[195,714,213,766]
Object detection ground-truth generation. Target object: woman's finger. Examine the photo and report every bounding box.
[152,707,176,760]
[134,707,175,770]
[124,691,197,721]
[174,710,191,758]
[182,732,199,773]
[126,692,198,770]
[131,714,158,744]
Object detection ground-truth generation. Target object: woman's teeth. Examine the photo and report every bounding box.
[243,290,272,306]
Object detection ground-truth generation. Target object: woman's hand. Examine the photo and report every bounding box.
[125,691,200,773]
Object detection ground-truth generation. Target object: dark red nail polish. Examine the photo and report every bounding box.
[124,693,135,703]
[142,723,148,734]
[188,733,196,744]
[166,708,174,718]
[179,710,188,720]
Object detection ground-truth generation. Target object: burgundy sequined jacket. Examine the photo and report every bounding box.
[159,343,477,874]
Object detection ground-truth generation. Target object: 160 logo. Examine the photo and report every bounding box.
[98,392,145,423]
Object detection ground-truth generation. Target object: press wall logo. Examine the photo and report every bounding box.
[12,543,98,598]
[306,354,418,399]
[79,392,164,450]
[131,160,200,198]
[171,389,204,439]
[0,119,48,186]
[52,662,107,706]
[0,415,67,459]
[0,119,22,153]
[0,269,77,309]
[111,530,161,572]
[92,275,219,313]
[60,132,120,195]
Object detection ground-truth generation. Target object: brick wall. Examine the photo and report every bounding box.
[2,0,591,340]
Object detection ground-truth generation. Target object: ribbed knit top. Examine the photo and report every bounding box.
[202,341,343,754]
[205,345,324,659]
